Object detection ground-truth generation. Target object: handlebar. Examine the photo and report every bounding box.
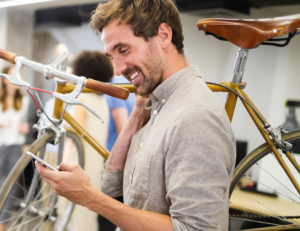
[0,48,18,64]
[85,79,129,100]
[0,48,130,100]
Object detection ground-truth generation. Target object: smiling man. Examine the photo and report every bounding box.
[36,0,236,230]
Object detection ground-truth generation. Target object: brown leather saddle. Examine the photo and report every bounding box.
[197,14,300,49]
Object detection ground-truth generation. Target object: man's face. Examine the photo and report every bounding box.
[101,20,164,96]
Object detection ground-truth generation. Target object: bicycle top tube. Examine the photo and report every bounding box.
[197,14,300,49]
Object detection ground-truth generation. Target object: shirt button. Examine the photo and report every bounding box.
[140,142,143,147]
[153,110,158,115]
[162,99,166,103]
[130,175,133,180]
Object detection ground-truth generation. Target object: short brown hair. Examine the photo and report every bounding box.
[72,50,114,82]
[89,0,184,54]
[0,66,23,111]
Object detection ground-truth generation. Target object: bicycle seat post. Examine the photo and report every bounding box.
[231,48,249,84]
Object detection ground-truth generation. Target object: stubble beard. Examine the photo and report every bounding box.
[137,41,164,96]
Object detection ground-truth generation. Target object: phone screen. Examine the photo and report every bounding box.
[26,151,60,172]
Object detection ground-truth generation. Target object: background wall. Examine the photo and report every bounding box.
[0,8,7,73]
[0,8,34,80]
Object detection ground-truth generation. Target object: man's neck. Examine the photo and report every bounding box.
[162,51,189,82]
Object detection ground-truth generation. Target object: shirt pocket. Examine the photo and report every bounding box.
[130,154,153,199]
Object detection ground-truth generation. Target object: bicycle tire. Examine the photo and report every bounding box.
[229,129,300,230]
[0,128,85,231]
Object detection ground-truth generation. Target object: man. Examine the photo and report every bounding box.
[36,0,236,230]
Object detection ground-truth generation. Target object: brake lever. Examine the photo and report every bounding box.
[53,77,104,123]
[0,57,30,87]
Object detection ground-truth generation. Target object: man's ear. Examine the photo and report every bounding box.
[157,23,172,49]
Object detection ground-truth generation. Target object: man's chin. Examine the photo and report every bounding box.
[136,87,150,97]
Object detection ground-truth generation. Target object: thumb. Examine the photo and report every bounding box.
[59,162,78,172]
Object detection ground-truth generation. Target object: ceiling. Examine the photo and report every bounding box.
[1,0,300,23]
[0,0,105,10]
[0,0,299,11]
[175,0,300,15]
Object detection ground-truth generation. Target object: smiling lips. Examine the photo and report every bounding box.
[130,72,139,84]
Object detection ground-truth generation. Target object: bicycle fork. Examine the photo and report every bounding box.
[48,128,66,221]
[20,128,67,224]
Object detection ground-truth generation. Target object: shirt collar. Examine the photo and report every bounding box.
[145,65,201,109]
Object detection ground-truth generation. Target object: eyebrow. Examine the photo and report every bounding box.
[105,42,130,57]
[112,42,129,52]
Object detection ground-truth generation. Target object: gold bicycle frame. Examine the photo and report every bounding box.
[52,81,300,195]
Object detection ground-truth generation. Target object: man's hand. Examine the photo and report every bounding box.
[105,94,151,172]
[35,161,95,206]
[131,94,151,128]
[36,161,171,231]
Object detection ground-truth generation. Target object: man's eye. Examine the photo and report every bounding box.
[120,49,128,54]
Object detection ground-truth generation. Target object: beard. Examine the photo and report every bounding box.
[123,40,164,96]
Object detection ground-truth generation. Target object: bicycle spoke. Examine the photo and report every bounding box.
[31,192,52,206]
[7,207,31,230]
[8,193,48,230]
[32,218,44,231]
[229,201,300,227]
[31,182,48,203]
[21,173,26,200]
[244,175,300,204]
[233,223,299,231]
[1,210,23,217]
[0,213,22,224]
[23,219,29,231]
[0,209,32,222]
[230,216,281,227]
[7,215,43,231]
[15,182,27,196]
[7,195,23,203]
[255,162,300,200]
[236,189,300,228]
[15,217,23,231]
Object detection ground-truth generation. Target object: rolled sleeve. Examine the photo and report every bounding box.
[166,105,236,231]
[101,169,124,198]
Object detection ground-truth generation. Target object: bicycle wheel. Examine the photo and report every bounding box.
[0,128,85,231]
[229,129,300,230]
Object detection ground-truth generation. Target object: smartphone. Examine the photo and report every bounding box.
[26,151,60,172]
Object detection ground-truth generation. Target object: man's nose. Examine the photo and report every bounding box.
[113,58,127,77]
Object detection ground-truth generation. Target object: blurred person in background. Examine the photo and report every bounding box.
[104,76,134,152]
[98,76,134,230]
[70,50,113,231]
[0,66,29,231]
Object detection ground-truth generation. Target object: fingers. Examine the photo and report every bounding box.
[35,161,63,194]
[35,161,56,185]
[59,162,81,172]
[35,161,59,179]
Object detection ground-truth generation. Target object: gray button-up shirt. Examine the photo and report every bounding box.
[102,66,236,231]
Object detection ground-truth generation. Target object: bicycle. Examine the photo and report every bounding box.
[196,14,300,230]
[0,13,299,231]
[0,52,130,230]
